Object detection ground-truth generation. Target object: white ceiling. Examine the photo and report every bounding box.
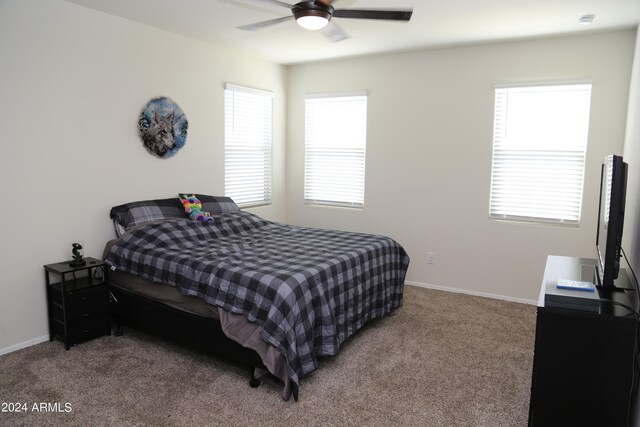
[65,0,640,64]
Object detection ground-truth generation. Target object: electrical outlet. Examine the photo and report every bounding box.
[427,252,436,265]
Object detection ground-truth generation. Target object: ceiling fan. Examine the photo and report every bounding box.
[237,0,413,42]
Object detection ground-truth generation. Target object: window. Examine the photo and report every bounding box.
[224,83,273,207]
[304,92,367,208]
[489,81,592,225]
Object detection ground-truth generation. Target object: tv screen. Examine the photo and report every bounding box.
[595,155,628,288]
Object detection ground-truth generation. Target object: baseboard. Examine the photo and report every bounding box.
[405,280,538,305]
[0,335,49,356]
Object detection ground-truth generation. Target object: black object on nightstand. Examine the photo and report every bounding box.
[44,257,110,350]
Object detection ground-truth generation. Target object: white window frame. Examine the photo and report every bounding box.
[489,80,592,225]
[224,83,273,207]
[304,91,367,208]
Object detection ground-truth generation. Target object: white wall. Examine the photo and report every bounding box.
[623,29,640,292]
[0,0,287,352]
[286,31,636,302]
[621,26,640,425]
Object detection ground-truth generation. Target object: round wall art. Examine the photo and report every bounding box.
[138,96,188,158]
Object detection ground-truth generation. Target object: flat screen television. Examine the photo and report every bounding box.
[595,154,628,288]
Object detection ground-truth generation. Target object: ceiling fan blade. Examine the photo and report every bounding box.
[237,15,293,31]
[332,8,413,21]
[320,21,350,43]
[250,0,293,8]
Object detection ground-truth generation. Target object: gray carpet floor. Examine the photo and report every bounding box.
[0,285,536,426]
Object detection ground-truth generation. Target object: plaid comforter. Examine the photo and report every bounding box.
[104,212,409,397]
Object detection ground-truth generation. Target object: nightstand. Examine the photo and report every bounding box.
[44,257,110,350]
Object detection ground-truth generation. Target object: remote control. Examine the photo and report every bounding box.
[556,279,595,292]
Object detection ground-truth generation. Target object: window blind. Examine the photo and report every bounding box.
[224,84,273,207]
[489,82,592,224]
[304,92,367,208]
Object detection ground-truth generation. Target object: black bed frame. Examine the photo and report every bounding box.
[107,283,272,390]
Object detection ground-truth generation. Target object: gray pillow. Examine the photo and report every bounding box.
[188,194,240,214]
[110,198,184,236]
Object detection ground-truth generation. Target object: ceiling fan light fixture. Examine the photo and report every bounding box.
[296,15,329,30]
[294,8,331,30]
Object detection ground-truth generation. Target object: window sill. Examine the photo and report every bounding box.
[489,216,580,228]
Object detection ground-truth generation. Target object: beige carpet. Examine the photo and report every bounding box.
[0,286,536,426]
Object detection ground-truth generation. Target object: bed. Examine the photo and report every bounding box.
[103,195,410,400]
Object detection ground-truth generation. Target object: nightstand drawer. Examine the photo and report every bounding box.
[56,285,107,309]
[51,316,109,344]
[51,303,109,326]
[68,304,108,325]
[66,318,110,344]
